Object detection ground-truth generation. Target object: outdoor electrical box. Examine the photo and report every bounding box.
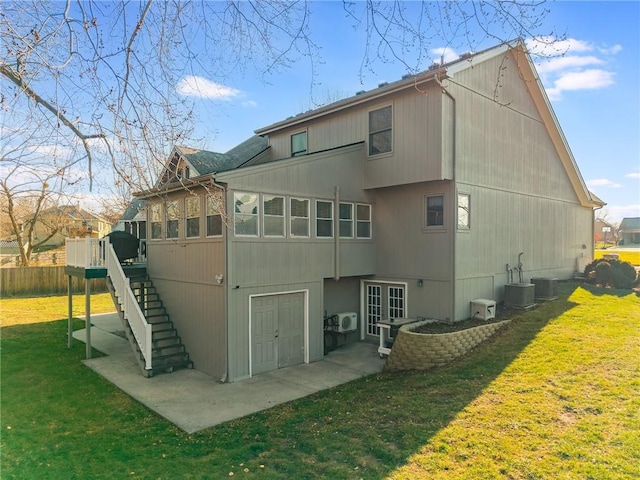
[470,299,496,320]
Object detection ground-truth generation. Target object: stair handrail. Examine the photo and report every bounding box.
[104,240,153,371]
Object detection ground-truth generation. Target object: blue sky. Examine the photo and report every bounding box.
[179,1,639,224]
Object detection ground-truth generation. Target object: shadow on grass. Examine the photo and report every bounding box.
[193,283,584,478]
[1,283,589,479]
[569,280,640,298]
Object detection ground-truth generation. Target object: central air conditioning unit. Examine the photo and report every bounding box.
[335,312,358,333]
[530,278,558,301]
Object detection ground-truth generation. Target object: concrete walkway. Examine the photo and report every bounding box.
[74,313,385,434]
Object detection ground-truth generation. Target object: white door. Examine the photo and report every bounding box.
[365,283,405,337]
[251,293,304,375]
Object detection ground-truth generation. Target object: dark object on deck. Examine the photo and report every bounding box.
[105,231,140,263]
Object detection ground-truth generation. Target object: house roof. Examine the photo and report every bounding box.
[36,205,111,224]
[119,199,147,222]
[174,136,269,176]
[253,40,601,209]
[620,217,640,231]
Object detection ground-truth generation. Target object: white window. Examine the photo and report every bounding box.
[234,192,259,236]
[150,203,162,239]
[316,200,333,238]
[166,200,179,239]
[457,193,470,229]
[426,195,444,227]
[368,105,392,155]
[290,198,310,238]
[339,203,353,238]
[206,193,223,237]
[186,196,201,238]
[356,204,372,238]
[263,195,285,237]
[291,131,307,157]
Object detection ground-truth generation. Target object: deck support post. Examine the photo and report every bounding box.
[85,279,92,359]
[67,275,73,348]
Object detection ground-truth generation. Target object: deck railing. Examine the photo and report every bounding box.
[66,237,152,371]
[104,241,153,371]
[66,238,106,268]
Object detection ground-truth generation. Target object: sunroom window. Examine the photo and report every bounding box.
[234,192,259,236]
[290,198,310,237]
[186,196,200,238]
[263,195,285,237]
[316,200,333,238]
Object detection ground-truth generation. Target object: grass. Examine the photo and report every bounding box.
[0,293,115,327]
[1,283,638,479]
[594,248,640,266]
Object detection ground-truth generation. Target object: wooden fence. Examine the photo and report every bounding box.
[0,266,108,297]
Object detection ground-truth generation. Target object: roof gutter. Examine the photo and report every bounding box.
[255,68,447,136]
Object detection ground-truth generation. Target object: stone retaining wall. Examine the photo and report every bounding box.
[385,319,511,372]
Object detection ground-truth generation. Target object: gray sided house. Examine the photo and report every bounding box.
[138,41,603,382]
[619,218,640,245]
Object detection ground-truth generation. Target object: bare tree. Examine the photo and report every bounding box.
[1,0,559,200]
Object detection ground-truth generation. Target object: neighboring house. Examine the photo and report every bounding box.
[594,218,617,245]
[619,218,640,245]
[21,205,113,247]
[116,199,147,241]
[136,40,603,382]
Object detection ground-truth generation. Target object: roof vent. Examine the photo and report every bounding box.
[378,81,389,88]
[401,73,414,80]
[355,90,366,95]
[459,52,474,60]
[428,62,440,71]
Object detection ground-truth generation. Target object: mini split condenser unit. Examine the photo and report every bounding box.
[335,312,358,332]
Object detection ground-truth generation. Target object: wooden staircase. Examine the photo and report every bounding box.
[107,268,193,377]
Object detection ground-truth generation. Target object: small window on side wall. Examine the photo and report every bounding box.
[368,105,392,155]
[263,195,285,237]
[457,194,470,229]
[426,195,444,227]
[291,131,307,157]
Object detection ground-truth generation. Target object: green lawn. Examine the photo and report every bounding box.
[1,283,638,479]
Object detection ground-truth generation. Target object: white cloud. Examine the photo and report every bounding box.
[626,171,640,179]
[528,36,620,101]
[587,178,622,188]
[599,44,622,55]
[601,204,640,223]
[242,100,258,108]
[431,47,458,64]
[535,55,604,75]
[176,76,242,100]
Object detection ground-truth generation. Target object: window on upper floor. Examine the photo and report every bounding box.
[457,193,470,229]
[368,105,392,156]
[263,195,285,237]
[316,200,333,238]
[339,203,353,238]
[426,195,444,227]
[356,204,372,238]
[185,196,201,238]
[291,131,307,157]
[290,198,310,238]
[206,193,223,237]
[166,200,179,239]
[150,203,162,239]
[234,192,259,236]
